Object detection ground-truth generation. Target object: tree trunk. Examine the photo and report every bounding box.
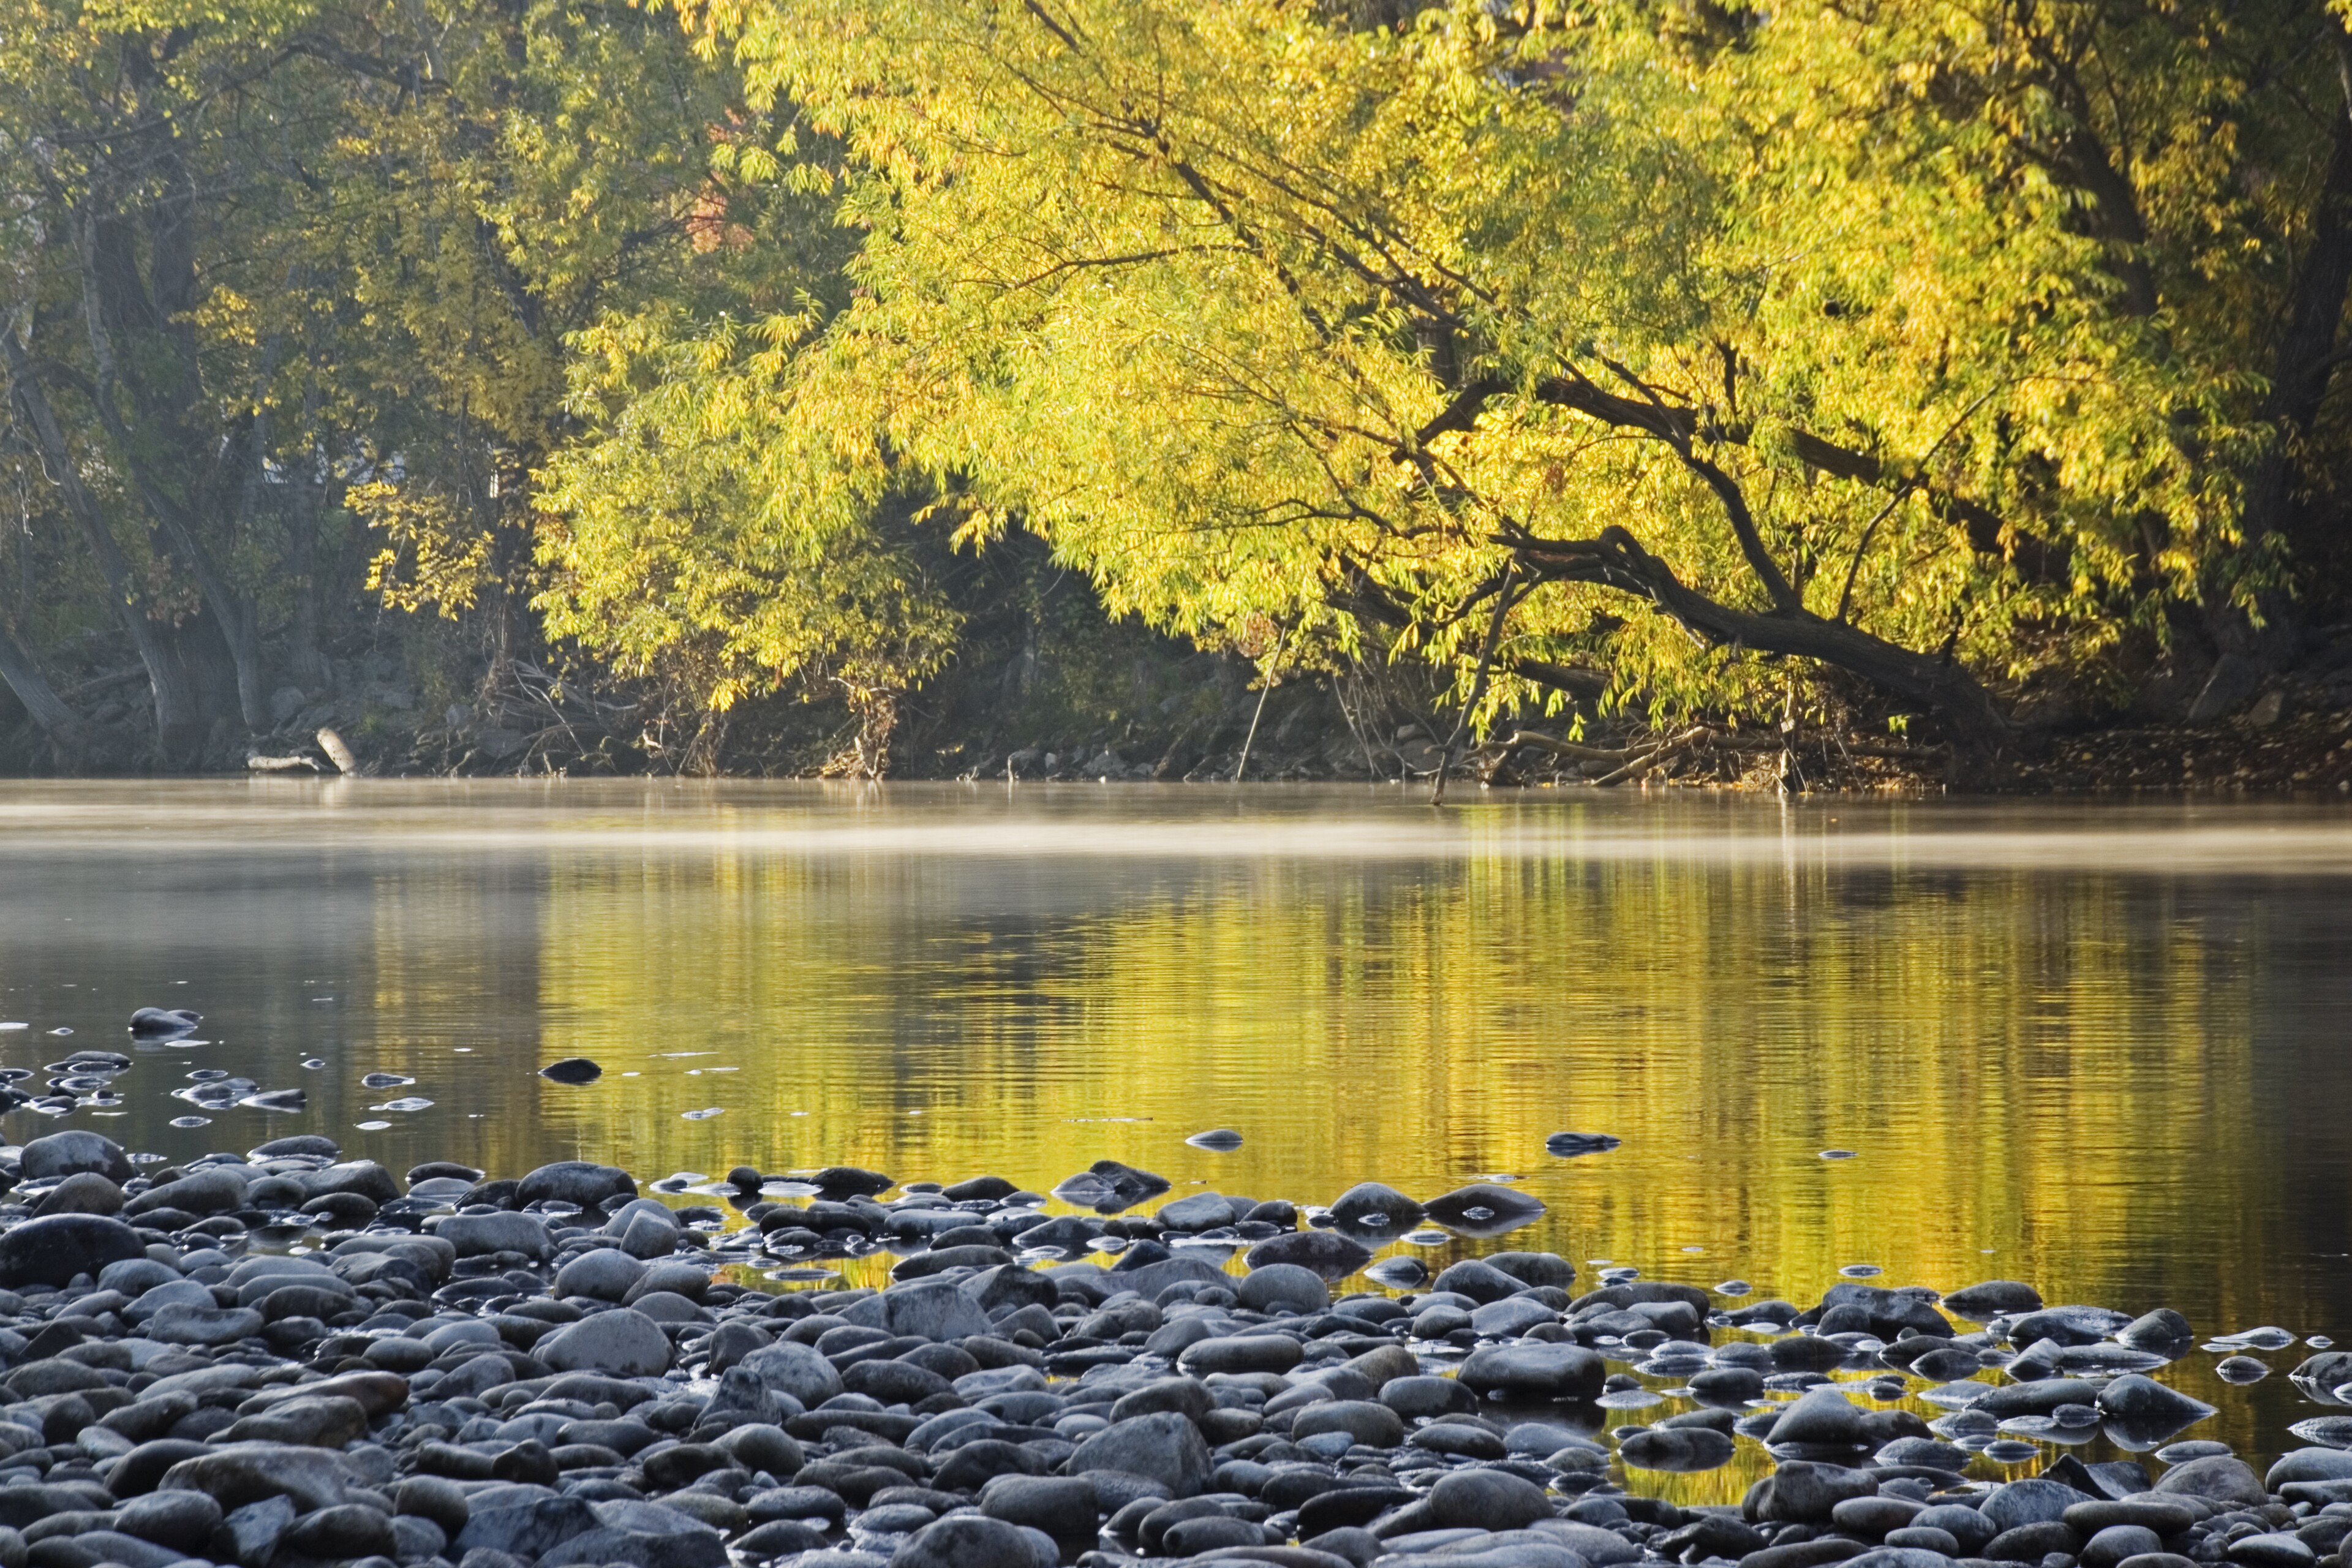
[0,618,93,766]
[1,326,206,767]
[75,210,275,734]
[2208,70,2352,665]
[1512,526,2015,786]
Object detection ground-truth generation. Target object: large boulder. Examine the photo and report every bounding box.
[518,1161,636,1209]
[1457,1341,1604,1401]
[535,1308,673,1376]
[839,1277,991,1342]
[160,1444,355,1512]
[1243,1229,1373,1280]
[1066,1413,1212,1498]
[2154,1456,2268,1507]
[20,1130,132,1183]
[0,1212,143,1288]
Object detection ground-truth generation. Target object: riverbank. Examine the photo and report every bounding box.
[0,1114,2345,1568]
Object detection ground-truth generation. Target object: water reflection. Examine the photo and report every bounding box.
[0,779,2348,1479]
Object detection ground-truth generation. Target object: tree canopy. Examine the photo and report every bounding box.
[5,0,2350,778]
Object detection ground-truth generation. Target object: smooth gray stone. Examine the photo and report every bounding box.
[1456,1341,1604,1400]
[1235,1264,1329,1314]
[518,1161,636,1208]
[535,1307,673,1376]
[892,1515,1056,1568]
[440,1211,553,1260]
[839,1277,992,1341]
[1771,1387,1864,1447]
[1066,1412,1212,1498]
[739,1341,844,1407]
[0,1212,143,1288]
[2153,1455,2268,1507]
[21,1130,133,1183]
[1983,1479,2093,1532]
[554,1248,645,1302]
[1291,1401,1405,1449]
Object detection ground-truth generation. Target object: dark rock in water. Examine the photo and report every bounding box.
[944,1175,1019,1202]
[409,1159,484,1183]
[1244,1228,1373,1280]
[1942,1280,2045,1319]
[2152,1454,2268,1506]
[2117,1308,2195,1351]
[21,1129,133,1183]
[518,1160,636,1208]
[32,1170,125,1216]
[2215,1355,2270,1384]
[811,1164,895,1198]
[1049,1159,1168,1212]
[1067,1412,1212,1498]
[1486,1251,1577,1289]
[540,1057,603,1084]
[1365,1256,1429,1289]
[2097,1374,2214,1433]
[251,1135,341,1161]
[2290,1351,2352,1395]
[1458,1341,1605,1401]
[1185,1128,1243,1151]
[1327,1180,1423,1231]
[1422,1182,1546,1238]
[1621,1425,1737,1471]
[240,1087,308,1111]
[129,1006,201,1037]
[895,1515,1055,1568]
[1545,1131,1621,1157]
[0,1211,143,1287]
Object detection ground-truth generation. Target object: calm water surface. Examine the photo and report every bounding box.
[2,780,2350,1485]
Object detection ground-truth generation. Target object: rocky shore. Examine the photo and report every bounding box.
[0,1118,2346,1568]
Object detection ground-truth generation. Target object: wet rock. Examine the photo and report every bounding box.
[1621,1425,1738,1471]
[2098,1374,2215,1431]
[1544,1132,1621,1156]
[2154,1454,2269,1506]
[129,1007,201,1038]
[1328,1182,1425,1231]
[0,1213,143,1288]
[30,1172,124,1217]
[161,1442,354,1511]
[740,1342,845,1406]
[1942,1280,2045,1319]
[285,1502,399,1559]
[20,1130,132,1184]
[1236,1262,1329,1314]
[1068,1412,1213,1498]
[894,1515,1056,1568]
[1457,1341,1605,1401]
[538,1499,727,1568]
[536,1306,673,1376]
[440,1210,554,1259]
[1983,1479,2093,1532]
[453,1491,598,1559]
[1050,1160,1170,1213]
[518,1160,636,1208]
[1181,1335,1304,1376]
[1422,1182,1547,1238]
[1245,1229,1374,1279]
[1157,1193,1239,1231]
[2268,1449,2352,1488]
[540,1058,603,1084]
[2118,1308,2195,1350]
[1185,1129,1243,1152]
[554,1246,646,1301]
[1770,1387,1863,1447]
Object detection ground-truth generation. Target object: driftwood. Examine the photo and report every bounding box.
[315,727,361,775]
[246,754,318,773]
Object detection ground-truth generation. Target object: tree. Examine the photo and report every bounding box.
[546,0,2348,780]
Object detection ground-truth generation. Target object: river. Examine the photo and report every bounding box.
[2,778,2348,1488]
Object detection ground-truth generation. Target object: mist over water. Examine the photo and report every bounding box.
[2,778,2350,1487]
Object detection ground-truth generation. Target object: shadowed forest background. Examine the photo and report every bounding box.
[6,0,2352,787]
